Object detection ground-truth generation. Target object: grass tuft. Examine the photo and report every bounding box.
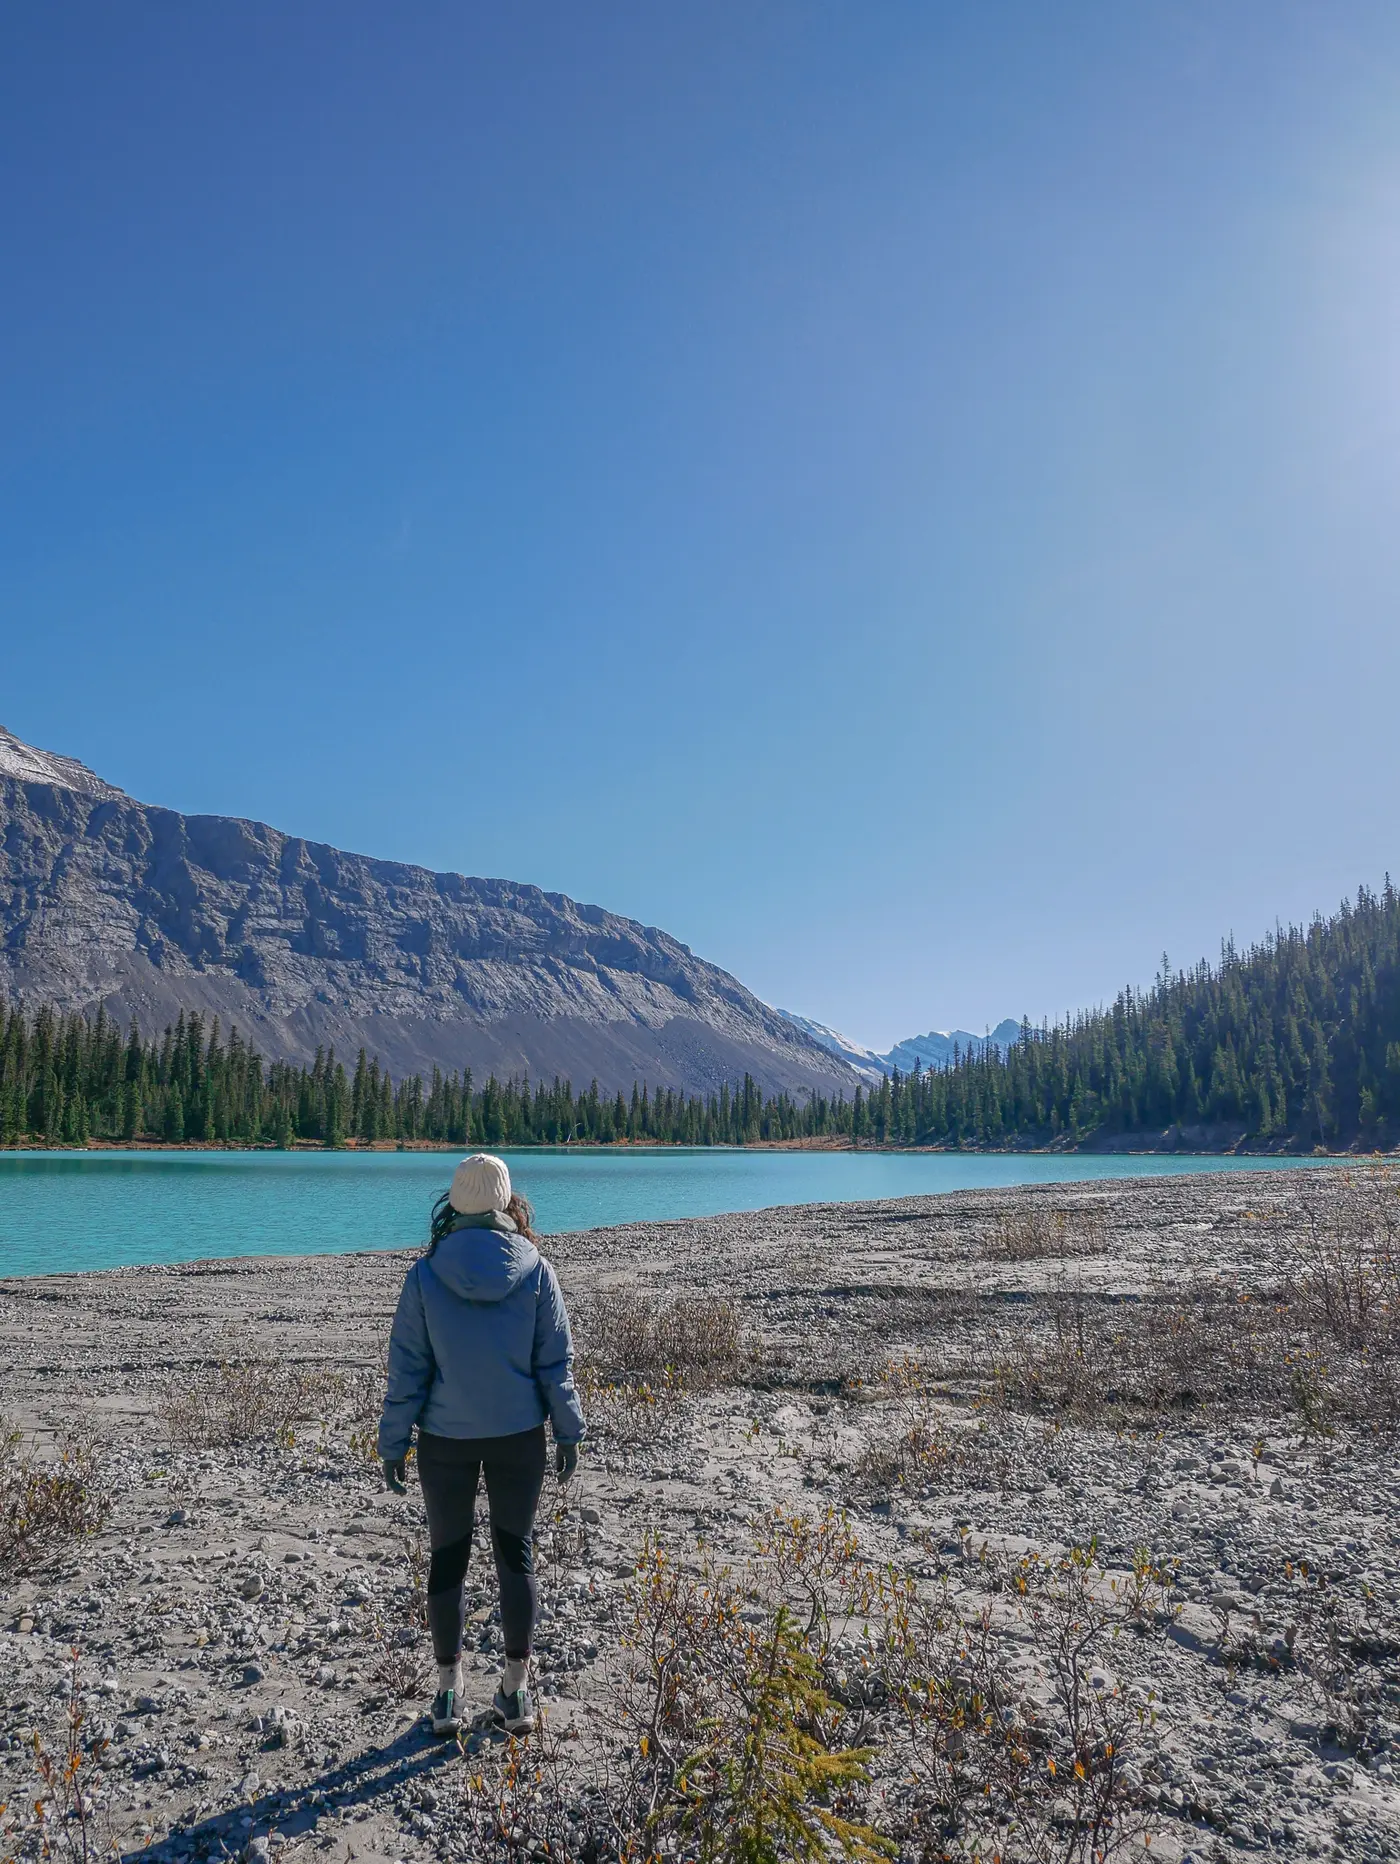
[0,1421,110,1572]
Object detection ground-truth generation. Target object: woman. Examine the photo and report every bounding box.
[379,1152,586,1738]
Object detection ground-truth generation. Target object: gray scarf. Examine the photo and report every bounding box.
[445,1208,517,1236]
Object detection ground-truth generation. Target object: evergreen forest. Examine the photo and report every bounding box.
[3,882,1399,1153]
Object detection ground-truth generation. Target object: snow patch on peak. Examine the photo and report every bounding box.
[0,727,123,799]
[880,1019,1026,1073]
[774,1009,888,1083]
[777,1010,1033,1082]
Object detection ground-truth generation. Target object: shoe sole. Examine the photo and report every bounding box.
[431,1717,462,1737]
[493,1712,536,1734]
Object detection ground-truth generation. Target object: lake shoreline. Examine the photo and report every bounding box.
[1,1132,1387,1158]
[0,1144,1354,1280]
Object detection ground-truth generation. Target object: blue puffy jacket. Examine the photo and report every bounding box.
[378,1221,586,1459]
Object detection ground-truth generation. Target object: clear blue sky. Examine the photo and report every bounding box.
[4,3,1399,1051]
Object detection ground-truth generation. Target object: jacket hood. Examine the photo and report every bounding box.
[422,1226,541,1304]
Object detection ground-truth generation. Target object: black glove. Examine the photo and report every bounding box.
[382,1457,407,1495]
[555,1441,579,1482]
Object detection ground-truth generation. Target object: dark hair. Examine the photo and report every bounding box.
[426,1187,537,1254]
[506,1192,537,1241]
[427,1191,457,1252]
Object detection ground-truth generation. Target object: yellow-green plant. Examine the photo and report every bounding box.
[676,1605,890,1864]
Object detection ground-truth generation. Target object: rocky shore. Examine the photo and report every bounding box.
[2,1169,1399,1863]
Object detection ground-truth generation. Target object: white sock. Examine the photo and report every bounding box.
[437,1659,462,1696]
[501,1657,528,1696]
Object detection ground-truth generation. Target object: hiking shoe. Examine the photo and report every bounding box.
[429,1686,461,1737]
[492,1683,536,1734]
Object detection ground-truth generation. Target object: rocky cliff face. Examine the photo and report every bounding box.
[0,728,856,1097]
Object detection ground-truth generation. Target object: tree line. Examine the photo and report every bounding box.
[2,878,1398,1152]
[0,1002,851,1149]
[907,878,1400,1149]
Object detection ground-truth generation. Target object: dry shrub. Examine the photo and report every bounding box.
[456,1715,595,1864]
[984,1295,1147,1417]
[0,1423,110,1572]
[750,1506,883,1650]
[573,1291,752,1446]
[346,1424,388,1470]
[875,1543,1164,1862]
[1271,1171,1400,1425]
[574,1360,688,1446]
[981,1278,1304,1423]
[579,1290,750,1390]
[368,1533,431,1699]
[1287,1170,1400,1331]
[370,1618,430,1700]
[1134,1281,1282,1410]
[157,1359,327,1447]
[1278,1557,1400,1753]
[2,1647,115,1864]
[537,1488,598,1580]
[966,1173,1400,1430]
[617,1550,887,1864]
[852,1357,989,1495]
[453,1510,1160,1864]
[983,1204,1108,1262]
[503,1530,891,1864]
[336,1364,385,1424]
[1194,1551,1398,1756]
[341,1364,392,1469]
[854,1420,959,1495]
[978,1176,1400,1430]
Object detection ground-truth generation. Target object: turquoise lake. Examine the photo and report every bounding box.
[0,1147,1330,1278]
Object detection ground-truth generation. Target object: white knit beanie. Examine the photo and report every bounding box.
[448,1152,512,1214]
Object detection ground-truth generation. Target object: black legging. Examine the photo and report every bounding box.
[416,1425,547,1666]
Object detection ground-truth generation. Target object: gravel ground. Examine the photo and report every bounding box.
[1,1168,1398,1864]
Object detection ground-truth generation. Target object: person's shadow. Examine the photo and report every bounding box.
[118,1713,511,1862]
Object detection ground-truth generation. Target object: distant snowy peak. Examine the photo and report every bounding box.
[881,1018,1024,1074]
[0,726,123,799]
[777,1010,1029,1082]
[773,1009,888,1083]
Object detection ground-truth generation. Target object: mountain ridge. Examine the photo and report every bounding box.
[775,1008,1025,1079]
[0,724,125,800]
[881,1019,1024,1073]
[771,1009,889,1082]
[0,728,859,1098]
